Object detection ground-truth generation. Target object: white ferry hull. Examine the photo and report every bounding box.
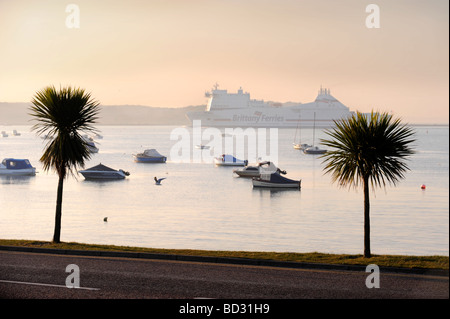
[186,86,353,128]
[187,108,350,128]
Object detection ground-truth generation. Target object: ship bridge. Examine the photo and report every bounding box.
[206,85,262,111]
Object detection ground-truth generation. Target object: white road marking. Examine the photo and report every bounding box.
[0,279,100,291]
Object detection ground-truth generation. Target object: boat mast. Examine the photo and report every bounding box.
[294,113,300,143]
[312,112,316,146]
[299,112,303,143]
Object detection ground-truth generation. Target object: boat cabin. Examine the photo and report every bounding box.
[1,158,34,170]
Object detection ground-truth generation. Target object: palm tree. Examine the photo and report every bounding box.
[30,85,100,243]
[320,111,415,258]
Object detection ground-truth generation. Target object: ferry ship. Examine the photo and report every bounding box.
[186,84,354,127]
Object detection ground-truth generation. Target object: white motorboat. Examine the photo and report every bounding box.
[79,163,130,180]
[133,149,167,163]
[233,161,278,177]
[87,141,99,153]
[195,144,210,149]
[12,130,21,136]
[0,158,36,176]
[293,143,312,150]
[233,165,260,177]
[82,136,99,153]
[1,131,8,137]
[214,154,248,166]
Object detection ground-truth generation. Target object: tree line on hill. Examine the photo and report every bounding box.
[0,102,203,125]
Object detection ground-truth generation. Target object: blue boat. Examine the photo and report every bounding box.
[252,172,301,189]
[133,149,167,163]
[252,162,301,189]
[0,158,36,176]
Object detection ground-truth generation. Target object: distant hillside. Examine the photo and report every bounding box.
[0,102,204,125]
[0,103,31,125]
[97,104,203,125]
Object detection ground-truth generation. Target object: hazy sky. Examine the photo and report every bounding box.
[1,0,448,123]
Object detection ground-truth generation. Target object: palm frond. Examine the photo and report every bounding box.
[320,111,415,190]
[29,85,101,178]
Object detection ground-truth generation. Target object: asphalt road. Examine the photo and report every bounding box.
[0,250,448,301]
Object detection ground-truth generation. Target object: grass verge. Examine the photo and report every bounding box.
[0,239,448,270]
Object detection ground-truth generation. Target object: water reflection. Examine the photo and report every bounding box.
[81,178,130,188]
[252,186,302,198]
[0,175,36,185]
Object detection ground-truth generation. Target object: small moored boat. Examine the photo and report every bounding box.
[293,143,312,150]
[303,112,326,154]
[195,144,210,149]
[0,158,36,176]
[214,154,248,166]
[86,141,99,153]
[92,133,103,139]
[82,136,99,153]
[252,174,301,189]
[234,161,278,178]
[79,163,130,180]
[303,146,327,154]
[233,165,260,177]
[133,149,167,163]
[252,163,300,189]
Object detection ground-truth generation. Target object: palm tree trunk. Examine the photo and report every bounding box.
[363,176,371,258]
[53,175,64,243]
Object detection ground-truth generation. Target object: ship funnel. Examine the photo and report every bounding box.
[315,86,340,104]
[318,86,331,95]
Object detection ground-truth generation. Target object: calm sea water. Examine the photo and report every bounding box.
[0,125,448,256]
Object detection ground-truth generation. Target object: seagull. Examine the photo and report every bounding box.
[154,176,166,185]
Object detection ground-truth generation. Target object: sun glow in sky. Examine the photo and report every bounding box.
[0,0,448,123]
